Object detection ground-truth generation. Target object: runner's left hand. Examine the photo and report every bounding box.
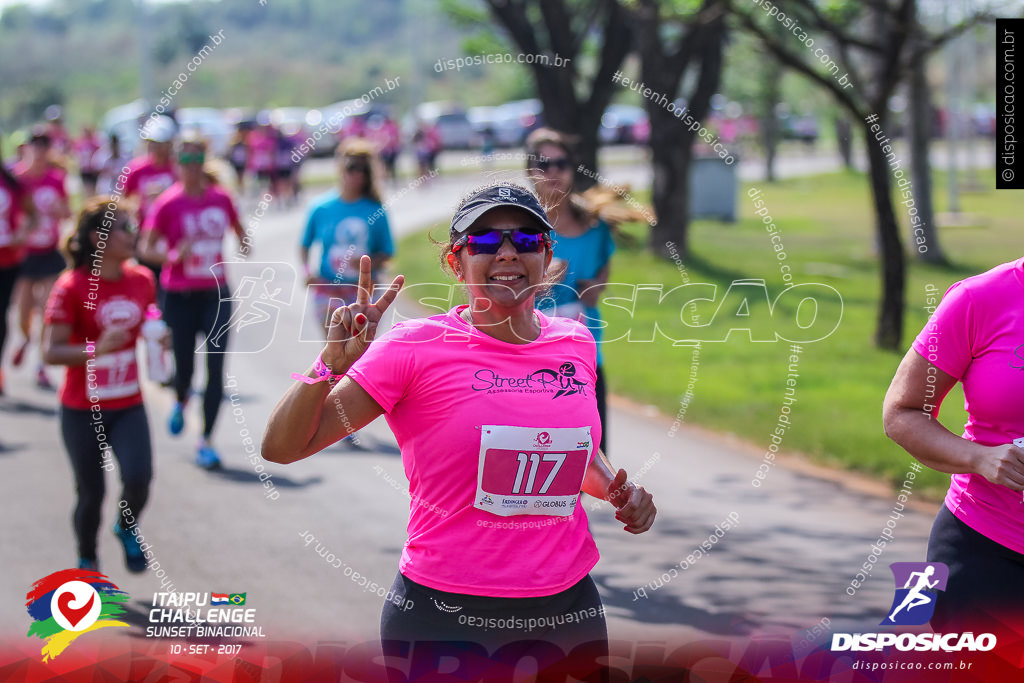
[606,469,655,534]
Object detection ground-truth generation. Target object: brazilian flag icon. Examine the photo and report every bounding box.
[229,593,246,605]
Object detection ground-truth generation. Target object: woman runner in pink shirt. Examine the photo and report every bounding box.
[885,258,1024,630]
[263,182,655,676]
[139,135,245,470]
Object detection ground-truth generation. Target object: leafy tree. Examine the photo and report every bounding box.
[624,0,729,257]
[737,0,992,349]
[444,0,634,186]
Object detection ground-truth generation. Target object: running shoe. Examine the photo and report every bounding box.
[77,558,100,572]
[112,523,147,573]
[195,445,222,470]
[36,366,54,390]
[168,403,185,436]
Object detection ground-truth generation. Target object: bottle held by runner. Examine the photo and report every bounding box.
[141,304,170,383]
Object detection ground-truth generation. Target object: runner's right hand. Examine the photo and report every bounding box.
[95,327,131,356]
[321,255,403,373]
[977,443,1024,491]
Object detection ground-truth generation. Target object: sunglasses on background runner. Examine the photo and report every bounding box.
[178,152,205,165]
[344,161,370,174]
[535,157,571,173]
[452,228,551,256]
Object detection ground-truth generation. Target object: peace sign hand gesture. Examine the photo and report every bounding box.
[321,255,404,374]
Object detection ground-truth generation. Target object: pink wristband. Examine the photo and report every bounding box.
[291,353,344,385]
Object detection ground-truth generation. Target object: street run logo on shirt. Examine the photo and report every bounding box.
[831,562,997,652]
[25,569,130,662]
[472,362,589,398]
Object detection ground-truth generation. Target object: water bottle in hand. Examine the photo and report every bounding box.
[141,305,171,384]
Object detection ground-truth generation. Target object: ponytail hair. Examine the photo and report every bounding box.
[64,195,128,270]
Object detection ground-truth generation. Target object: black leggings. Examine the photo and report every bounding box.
[163,289,230,437]
[0,263,19,360]
[60,404,152,562]
[927,504,1024,631]
[380,573,608,681]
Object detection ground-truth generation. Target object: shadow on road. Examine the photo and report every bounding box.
[209,466,322,490]
[595,573,759,636]
[0,399,58,419]
[323,436,401,457]
[0,441,28,456]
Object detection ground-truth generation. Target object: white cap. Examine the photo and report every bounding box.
[141,115,177,143]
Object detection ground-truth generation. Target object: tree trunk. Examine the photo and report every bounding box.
[648,114,694,258]
[908,35,945,263]
[863,119,906,350]
[835,116,853,170]
[761,61,780,182]
[636,0,727,259]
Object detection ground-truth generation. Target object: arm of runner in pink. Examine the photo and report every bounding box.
[911,257,1024,552]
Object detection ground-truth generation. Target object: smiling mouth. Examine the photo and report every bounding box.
[489,274,524,282]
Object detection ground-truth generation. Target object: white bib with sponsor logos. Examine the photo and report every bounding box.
[474,425,592,517]
[89,348,140,400]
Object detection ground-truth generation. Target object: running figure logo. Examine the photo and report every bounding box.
[201,262,295,354]
[882,562,949,626]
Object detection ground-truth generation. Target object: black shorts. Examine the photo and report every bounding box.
[927,504,1024,630]
[20,249,66,279]
[379,572,608,681]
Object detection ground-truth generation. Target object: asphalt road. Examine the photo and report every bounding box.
[0,148,974,663]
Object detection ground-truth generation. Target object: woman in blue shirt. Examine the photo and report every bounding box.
[526,128,617,454]
[300,140,394,336]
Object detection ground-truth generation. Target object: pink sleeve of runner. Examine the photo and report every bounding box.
[911,281,974,380]
[346,325,417,413]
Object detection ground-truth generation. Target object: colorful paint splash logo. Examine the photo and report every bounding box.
[25,569,130,661]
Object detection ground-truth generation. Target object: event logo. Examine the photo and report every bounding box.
[25,569,130,662]
[883,562,948,626]
[535,431,552,448]
[832,561,995,653]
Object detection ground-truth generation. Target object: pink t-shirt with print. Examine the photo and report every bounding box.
[14,165,67,253]
[912,257,1024,554]
[347,306,602,597]
[143,182,239,291]
[123,156,177,222]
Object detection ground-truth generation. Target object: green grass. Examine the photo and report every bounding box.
[393,169,1016,499]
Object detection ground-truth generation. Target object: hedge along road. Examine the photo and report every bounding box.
[1,157,937,656]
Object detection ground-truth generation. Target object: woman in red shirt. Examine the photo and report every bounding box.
[42,198,158,573]
[13,130,71,388]
[0,142,33,394]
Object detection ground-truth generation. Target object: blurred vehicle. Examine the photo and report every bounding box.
[266,107,316,138]
[223,107,258,129]
[781,114,819,143]
[102,100,151,156]
[177,107,232,157]
[408,102,476,150]
[972,104,995,136]
[308,99,392,156]
[467,106,497,147]
[599,104,648,145]
[489,99,544,148]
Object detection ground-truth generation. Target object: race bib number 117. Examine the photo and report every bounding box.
[474,425,592,517]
